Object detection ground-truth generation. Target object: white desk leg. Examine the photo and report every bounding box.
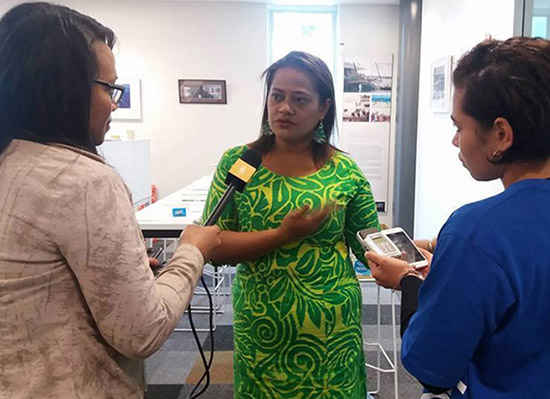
[391,290,399,399]
[376,284,382,394]
[175,265,228,332]
[212,267,218,331]
[364,281,399,398]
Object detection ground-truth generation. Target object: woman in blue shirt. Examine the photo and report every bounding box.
[367,37,550,398]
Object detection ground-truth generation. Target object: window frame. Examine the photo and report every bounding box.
[267,5,338,73]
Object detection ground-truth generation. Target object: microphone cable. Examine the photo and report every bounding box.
[184,148,261,398]
[149,251,215,398]
[186,274,215,399]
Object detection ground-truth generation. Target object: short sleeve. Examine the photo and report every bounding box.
[401,233,516,387]
[343,160,380,264]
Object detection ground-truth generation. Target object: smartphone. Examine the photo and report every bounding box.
[382,227,428,269]
[357,228,401,258]
[356,227,377,251]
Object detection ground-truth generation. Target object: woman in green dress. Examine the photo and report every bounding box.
[203,51,380,399]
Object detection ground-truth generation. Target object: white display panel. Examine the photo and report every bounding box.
[342,54,394,213]
[99,139,152,209]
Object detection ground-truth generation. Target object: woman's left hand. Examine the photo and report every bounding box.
[365,251,415,290]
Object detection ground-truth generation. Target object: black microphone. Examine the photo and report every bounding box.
[189,150,260,399]
[204,149,261,226]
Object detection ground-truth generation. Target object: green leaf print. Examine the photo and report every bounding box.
[202,146,378,399]
[308,301,323,329]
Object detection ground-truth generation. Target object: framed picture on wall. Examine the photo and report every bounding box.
[178,79,227,104]
[113,78,142,120]
[430,56,452,113]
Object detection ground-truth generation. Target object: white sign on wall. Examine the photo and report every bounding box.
[341,54,393,212]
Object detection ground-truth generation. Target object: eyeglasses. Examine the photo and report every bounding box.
[93,79,126,105]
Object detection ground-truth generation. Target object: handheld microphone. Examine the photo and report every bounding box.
[204,149,261,226]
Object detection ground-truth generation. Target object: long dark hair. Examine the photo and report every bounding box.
[453,37,550,163]
[250,51,338,167]
[0,2,116,155]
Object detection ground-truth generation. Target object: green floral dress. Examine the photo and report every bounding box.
[203,145,380,399]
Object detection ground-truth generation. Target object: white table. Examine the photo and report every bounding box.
[135,175,212,238]
[136,175,229,332]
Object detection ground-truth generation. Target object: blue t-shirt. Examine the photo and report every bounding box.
[402,179,550,398]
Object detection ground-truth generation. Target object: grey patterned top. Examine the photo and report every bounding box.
[0,139,204,398]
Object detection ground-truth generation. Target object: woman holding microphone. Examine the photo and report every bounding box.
[0,3,220,398]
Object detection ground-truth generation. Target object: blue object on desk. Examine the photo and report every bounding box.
[172,207,187,217]
[354,259,371,276]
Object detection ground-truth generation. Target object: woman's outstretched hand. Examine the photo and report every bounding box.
[276,204,332,243]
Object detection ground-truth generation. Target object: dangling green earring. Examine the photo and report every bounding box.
[262,121,274,136]
[313,120,326,144]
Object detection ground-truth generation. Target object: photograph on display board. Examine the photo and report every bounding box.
[343,59,392,93]
[342,93,370,122]
[341,54,394,213]
[370,94,391,123]
[430,56,452,112]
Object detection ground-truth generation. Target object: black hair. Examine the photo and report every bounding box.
[0,2,116,155]
[250,51,338,167]
[453,37,550,163]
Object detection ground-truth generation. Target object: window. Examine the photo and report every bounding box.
[522,0,550,38]
[532,15,548,37]
[269,6,337,73]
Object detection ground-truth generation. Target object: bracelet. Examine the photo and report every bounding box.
[393,269,422,290]
[428,239,434,252]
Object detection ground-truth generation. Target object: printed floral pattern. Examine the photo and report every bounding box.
[203,146,379,399]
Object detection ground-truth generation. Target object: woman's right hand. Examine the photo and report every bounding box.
[366,247,433,289]
[179,225,221,261]
[276,204,331,244]
[366,251,415,290]
[416,248,433,279]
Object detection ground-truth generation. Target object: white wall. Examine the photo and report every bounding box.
[340,4,400,227]
[414,0,516,238]
[0,1,400,209]
[0,0,268,198]
[88,1,268,198]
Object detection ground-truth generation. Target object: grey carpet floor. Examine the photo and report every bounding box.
[145,278,423,399]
